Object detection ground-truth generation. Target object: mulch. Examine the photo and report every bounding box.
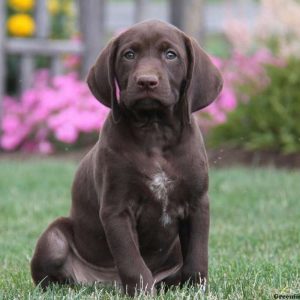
[208,147,300,169]
[1,147,300,169]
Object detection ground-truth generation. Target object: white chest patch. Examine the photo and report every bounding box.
[149,170,174,226]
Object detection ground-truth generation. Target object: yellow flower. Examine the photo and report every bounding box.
[9,0,35,11]
[61,1,74,16]
[7,14,35,37]
[47,0,60,15]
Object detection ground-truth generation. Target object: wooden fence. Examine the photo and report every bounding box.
[0,0,105,101]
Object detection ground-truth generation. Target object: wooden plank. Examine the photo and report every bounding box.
[35,0,50,38]
[79,0,106,77]
[51,55,63,76]
[20,54,35,92]
[6,38,84,55]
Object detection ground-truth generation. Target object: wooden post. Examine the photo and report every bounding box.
[169,0,206,43]
[35,0,50,39]
[0,0,6,116]
[79,0,106,78]
[169,0,184,30]
[183,0,205,43]
[18,0,50,92]
[51,55,63,76]
[134,0,148,23]
[20,55,35,92]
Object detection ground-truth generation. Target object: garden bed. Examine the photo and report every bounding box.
[208,148,300,169]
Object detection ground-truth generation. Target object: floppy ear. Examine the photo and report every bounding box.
[87,38,121,122]
[183,36,223,119]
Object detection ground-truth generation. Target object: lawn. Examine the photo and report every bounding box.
[0,159,299,299]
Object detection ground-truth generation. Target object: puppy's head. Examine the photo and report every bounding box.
[87,20,223,123]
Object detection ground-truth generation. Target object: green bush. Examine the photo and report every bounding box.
[209,58,300,154]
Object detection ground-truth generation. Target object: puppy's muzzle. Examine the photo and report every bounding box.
[136,74,159,90]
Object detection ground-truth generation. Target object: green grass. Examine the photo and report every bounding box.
[0,159,299,299]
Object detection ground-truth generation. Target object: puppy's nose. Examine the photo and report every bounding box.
[136,75,159,89]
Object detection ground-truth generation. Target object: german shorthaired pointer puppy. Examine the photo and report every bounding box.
[31,20,223,296]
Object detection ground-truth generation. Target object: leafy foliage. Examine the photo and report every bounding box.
[200,49,281,128]
[209,58,300,153]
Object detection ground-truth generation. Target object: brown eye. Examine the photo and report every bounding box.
[124,50,135,60]
[165,50,177,60]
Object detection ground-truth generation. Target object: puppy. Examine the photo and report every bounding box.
[31,20,223,296]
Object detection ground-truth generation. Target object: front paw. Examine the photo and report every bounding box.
[181,268,207,292]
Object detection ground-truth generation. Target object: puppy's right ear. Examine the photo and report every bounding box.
[87,38,121,122]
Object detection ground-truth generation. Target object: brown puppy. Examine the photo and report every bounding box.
[31,20,222,296]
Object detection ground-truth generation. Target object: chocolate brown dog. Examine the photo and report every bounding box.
[31,20,222,296]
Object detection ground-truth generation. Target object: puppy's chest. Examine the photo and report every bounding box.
[143,164,196,226]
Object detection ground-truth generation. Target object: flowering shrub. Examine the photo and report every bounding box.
[206,0,300,153]
[199,49,283,128]
[200,0,292,128]
[1,71,108,153]
[208,58,300,153]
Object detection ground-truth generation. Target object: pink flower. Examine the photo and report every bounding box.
[1,134,21,150]
[22,90,38,107]
[54,123,78,144]
[38,141,54,154]
[0,125,29,150]
[73,111,101,132]
[219,88,237,111]
[1,70,109,153]
[210,56,223,69]
[2,115,20,132]
[205,104,227,124]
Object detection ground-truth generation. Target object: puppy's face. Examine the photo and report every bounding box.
[87,20,223,122]
[114,22,187,112]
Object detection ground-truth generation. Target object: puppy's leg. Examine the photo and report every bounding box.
[155,242,183,290]
[155,270,181,292]
[31,217,74,289]
[179,193,210,290]
[101,212,155,297]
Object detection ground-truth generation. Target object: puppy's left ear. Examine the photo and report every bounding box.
[183,36,223,115]
[87,38,121,123]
